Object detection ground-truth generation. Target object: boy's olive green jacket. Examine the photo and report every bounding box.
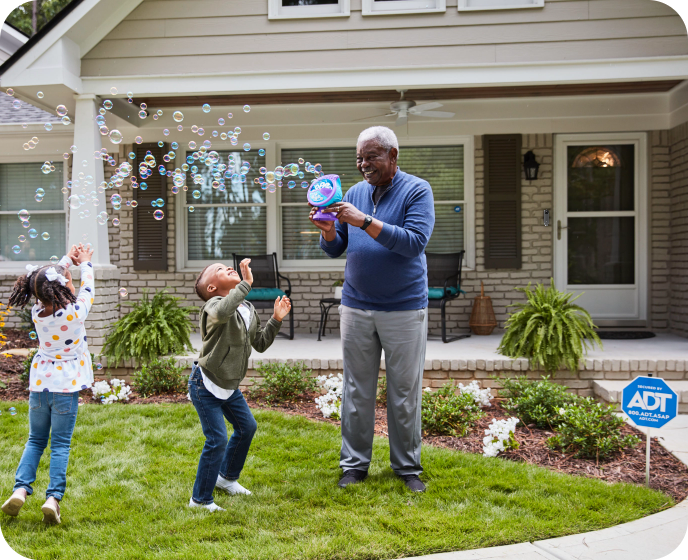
[198,281,282,390]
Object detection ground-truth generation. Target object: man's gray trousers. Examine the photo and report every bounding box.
[339,305,428,476]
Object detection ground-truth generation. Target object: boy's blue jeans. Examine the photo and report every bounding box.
[14,391,80,501]
[188,365,257,504]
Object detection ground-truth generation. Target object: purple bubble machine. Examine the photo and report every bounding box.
[307,174,342,221]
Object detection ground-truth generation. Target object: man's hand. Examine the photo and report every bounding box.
[66,244,79,263]
[327,202,366,228]
[309,206,335,232]
[239,258,253,286]
[76,243,93,264]
[272,296,291,322]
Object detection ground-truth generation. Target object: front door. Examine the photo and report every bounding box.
[554,133,648,325]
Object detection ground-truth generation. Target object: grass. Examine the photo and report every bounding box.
[0,402,673,560]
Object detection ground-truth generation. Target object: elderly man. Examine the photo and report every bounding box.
[309,126,434,492]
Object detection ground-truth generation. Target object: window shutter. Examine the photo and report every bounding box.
[483,134,522,269]
[133,143,168,271]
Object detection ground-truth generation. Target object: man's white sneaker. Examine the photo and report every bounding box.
[188,498,225,512]
[216,476,252,495]
[1,491,26,517]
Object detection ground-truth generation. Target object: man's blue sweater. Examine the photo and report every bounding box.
[320,169,435,311]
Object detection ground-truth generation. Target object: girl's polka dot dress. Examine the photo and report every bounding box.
[29,259,96,393]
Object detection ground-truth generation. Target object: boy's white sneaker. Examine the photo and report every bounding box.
[216,476,252,495]
[188,498,225,512]
[1,490,26,517]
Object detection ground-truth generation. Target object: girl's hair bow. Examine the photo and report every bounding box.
[45,267,68,287]
[25,264,39,274]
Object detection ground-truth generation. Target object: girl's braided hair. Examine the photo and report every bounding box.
[9,266,76,315]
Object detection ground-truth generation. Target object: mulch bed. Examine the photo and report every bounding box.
[1,328,39,351]
[2,345,687,502]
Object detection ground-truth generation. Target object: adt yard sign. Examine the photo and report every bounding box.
[622,376,677,429]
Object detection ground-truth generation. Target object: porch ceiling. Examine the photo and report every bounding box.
[139,80,684,108]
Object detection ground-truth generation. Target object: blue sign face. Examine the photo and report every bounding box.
[621,376,678,429]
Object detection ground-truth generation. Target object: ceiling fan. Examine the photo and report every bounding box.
[355,90,455,127]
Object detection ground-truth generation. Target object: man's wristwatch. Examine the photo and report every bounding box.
[360,215,373,231]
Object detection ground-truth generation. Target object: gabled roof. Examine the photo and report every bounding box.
[0,92,60,124]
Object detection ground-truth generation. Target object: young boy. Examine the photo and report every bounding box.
[189,258,291,512]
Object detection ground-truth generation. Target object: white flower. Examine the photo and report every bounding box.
[458,381,493,408]
[424,387,432,393]
[314,374,343,419]
[482,417,519,458]
[559,408,565,415]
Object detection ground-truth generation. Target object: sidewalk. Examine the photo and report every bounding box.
[397,416,688,560]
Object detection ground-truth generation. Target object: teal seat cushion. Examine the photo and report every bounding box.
[245,288,287,301]
[428,287,463,300]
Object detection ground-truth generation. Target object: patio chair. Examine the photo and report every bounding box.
[232,252,294,340]
[426,251,471,343]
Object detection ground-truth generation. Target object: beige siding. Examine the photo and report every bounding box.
[81,0,688,77]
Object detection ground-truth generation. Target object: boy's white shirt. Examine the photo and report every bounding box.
[200,303,252,400]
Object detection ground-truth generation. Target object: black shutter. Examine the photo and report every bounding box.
[484,134,522,269]
[133,143,168,271]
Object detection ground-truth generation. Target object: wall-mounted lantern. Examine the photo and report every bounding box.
[523,150,540,181]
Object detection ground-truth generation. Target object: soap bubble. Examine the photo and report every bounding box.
[110,87,118,95]
[12,100,20,109]
[265,171,275,183]
[9,407,16,416]
[35,188,45,197]
[189,206,195,212]
[27,229,38,240]
[169,111,184,125]
[119,287,128,297]
[263,132,270,140]
[29,331,37,340]
[37,91,44,98]
[12,245,20,254]
[44,123,53,131]
[109,130,123,144]
[202,104,211,113]
[243,143,251,151]
[18,209,30,222]
[41,232,50,240]
[234,126,241,134]
[6,88,13,96]
[56,105,68,117]
[62,116,71,125]
[192,190,201,199]
[301,181,309,188]
[103,100,113,110]
[243,105,250,113]
[138,110,147,119]
[156,198,165,207]
[96,363,103,370]
[188,141,197,150]
[113,218,120,226]
[130,200,138,208]
[158,141,164,147]
[140,102,147,110]
[259,149,265,156]
[288,181,295,188]
[127,91,133,98]
[154,209,164,220]
[99,125,109,135]
[198,128,205,136]
[18,235,26,242]
[22,221,30,229]
[135,136,143,144]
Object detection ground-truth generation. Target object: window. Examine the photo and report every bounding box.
[278,144,473,264]
[268,0,350,19]
[363,0,446,16]
[458,0,544,11]
[0,162,66,265]
[183,151,267,266]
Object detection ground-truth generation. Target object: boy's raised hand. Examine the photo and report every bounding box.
[272,296,291,322]
[239,258,253,286]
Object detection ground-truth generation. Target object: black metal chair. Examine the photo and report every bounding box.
[232,252,294,340]
[426,251,471,343]
[317,297,341,341]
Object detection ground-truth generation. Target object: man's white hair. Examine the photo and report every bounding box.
[357,126,399,154]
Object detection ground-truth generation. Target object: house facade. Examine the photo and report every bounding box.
[1,0,688,349]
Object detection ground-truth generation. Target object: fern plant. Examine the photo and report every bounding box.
[497,279,601,373]
[102,289,196,365]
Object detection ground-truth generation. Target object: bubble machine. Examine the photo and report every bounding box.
[307,174,342,221]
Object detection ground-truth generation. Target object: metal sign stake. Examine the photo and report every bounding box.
[646,427,651,487]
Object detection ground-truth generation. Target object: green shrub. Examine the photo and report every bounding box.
[498,279,602,373]
[133,357,188,397]
[547,397,641,461]
[102,289,196,365]
[376,376,387,405]
[497,375,576,430]
[16,307,33,331]
[21,349,38,386]
[250,361,317,404]
[421,384,485,437]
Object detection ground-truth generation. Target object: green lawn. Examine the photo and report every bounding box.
[0,402,673,560]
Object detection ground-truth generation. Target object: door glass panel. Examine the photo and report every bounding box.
[567,145,634,211]
[568,217,634,285]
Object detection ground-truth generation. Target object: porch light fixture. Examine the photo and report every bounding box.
[523,150,540,180]
[571,146,621,168]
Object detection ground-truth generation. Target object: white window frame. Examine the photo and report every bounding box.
[176,146,272,271]
[0,157,68,272]
[268,0,350,20]
[362,0,446,16]
[275,136,475,273]
[458,0,544,11]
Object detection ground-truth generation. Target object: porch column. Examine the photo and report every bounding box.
[68,94,111,265]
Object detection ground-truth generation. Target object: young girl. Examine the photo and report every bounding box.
[1,243,95,525]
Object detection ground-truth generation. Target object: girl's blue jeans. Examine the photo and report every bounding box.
[14,391,80,501]
[188,365,257,505]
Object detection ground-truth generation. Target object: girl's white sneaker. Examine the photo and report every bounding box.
[188,498,225,512]
[41,498,61,525]
[1,491,26,516]
[216,476,252,495]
